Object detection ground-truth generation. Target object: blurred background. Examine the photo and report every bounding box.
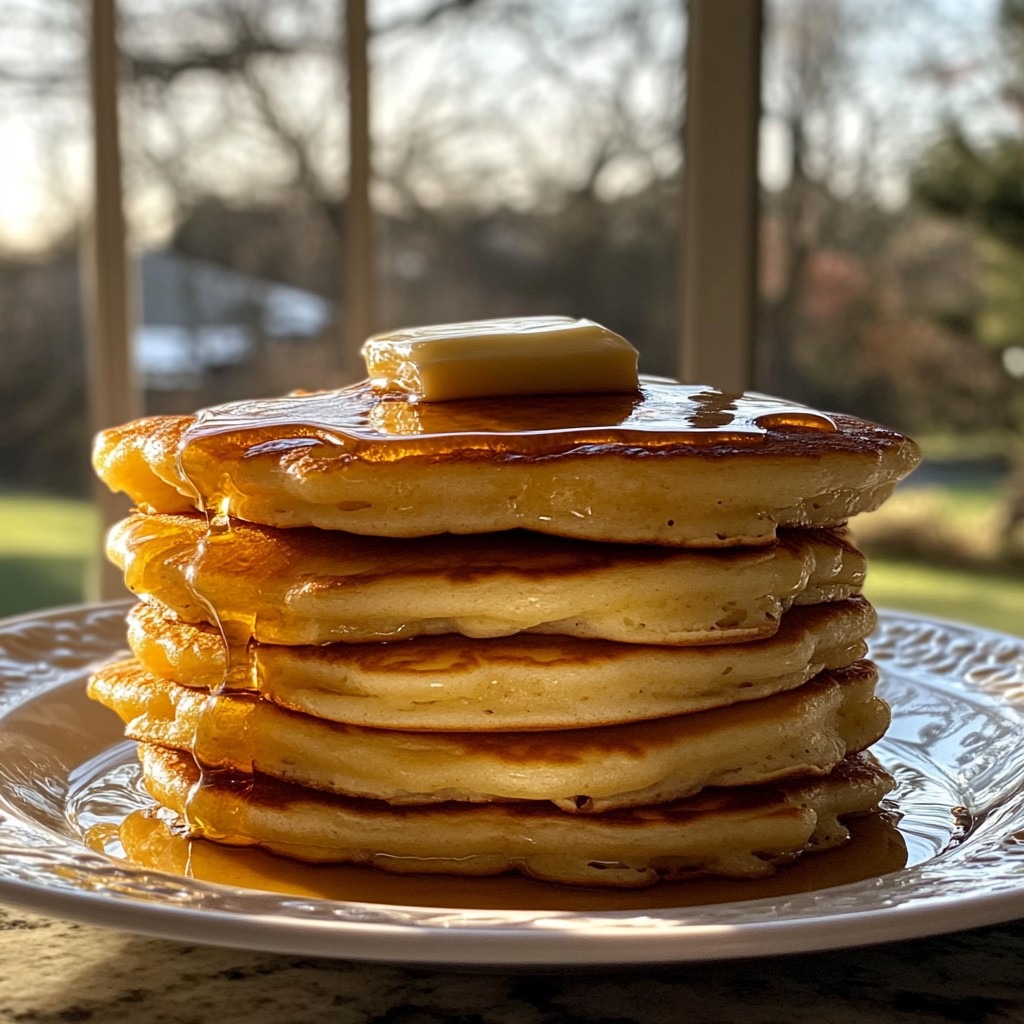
[1,0,1022,633]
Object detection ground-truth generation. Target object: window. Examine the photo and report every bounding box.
[1,0,1021,635]
[760,0,1024,633]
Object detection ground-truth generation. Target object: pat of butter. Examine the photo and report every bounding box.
[362,316,639,401]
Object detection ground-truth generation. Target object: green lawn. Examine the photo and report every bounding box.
[0,493,98,617]
[864,559,1024,638]
[0,491,1021,638]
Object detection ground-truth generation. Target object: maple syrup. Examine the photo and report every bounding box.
[176,378,838,477]
[111,805,907,912]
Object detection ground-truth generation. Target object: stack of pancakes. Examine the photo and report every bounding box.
[90,370,920,888]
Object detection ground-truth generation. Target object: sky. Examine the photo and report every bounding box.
[0,0,1008,254]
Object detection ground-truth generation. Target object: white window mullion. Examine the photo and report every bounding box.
[85,0,139,602]
[344,0,376,369]
[680,0,762,393]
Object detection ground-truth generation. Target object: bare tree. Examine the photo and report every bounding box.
[124,0,686,364]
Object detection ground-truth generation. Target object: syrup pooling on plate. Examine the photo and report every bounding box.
[177,379,838,470]
[111,804,908,912]
[70,738,906,909]
[70,744,912,911]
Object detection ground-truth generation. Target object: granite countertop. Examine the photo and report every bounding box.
[2,906,1023,1023]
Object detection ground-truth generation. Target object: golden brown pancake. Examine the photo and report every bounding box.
[134,743,895,887]
[90,360,911,891]
[92,379,921,547]
[89,659,888,812]
[126,597,876,729]
[109,512,866,647]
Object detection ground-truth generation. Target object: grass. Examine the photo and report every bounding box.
[0,492,98,617]
[0,489,1021,638]
[864,559,1024,638]
[851,474,1024,636]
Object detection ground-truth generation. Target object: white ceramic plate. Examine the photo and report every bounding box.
[0,602,1023,966]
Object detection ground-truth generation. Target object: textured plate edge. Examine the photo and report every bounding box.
[3,873,1024,966]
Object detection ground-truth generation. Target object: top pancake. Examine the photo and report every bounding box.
[93,379,921,546]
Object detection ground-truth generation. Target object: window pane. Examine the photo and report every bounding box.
[1,0,688,618]
[0,1,94,615]
[119,0,350,411]
[760,0,1024,635]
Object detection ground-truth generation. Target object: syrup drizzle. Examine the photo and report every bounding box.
[178,378,837,470]
[170,490,260,847]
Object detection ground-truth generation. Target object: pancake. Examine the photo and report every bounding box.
[135,743,896,887]
[89,659,888,812]
[127,597,876,729]
[92,379,921,547]
[90,335,911,890]
[109,513,866,647]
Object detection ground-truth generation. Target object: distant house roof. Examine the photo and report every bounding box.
[136,249,333,387]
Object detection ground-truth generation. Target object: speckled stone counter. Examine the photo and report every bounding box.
[2,906,1022,1023]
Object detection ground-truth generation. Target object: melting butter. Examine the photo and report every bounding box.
[361,316,639,401]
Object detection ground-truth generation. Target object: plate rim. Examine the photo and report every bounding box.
[0,600,1023,965]
[2,877,1024,966]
